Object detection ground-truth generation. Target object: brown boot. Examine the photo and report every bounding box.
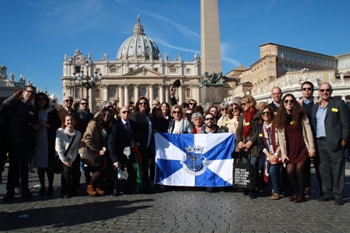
[95,185,105,196]
[86,185,97,197]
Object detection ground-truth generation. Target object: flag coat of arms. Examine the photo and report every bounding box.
[155,132,235,187]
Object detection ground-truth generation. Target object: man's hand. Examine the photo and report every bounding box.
[113,162,121,168]
[13,90,23,100]
[341,140,346,147]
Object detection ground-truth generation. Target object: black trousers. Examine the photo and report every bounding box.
[317,139,345,199]
[6,140,32,192]
[61,157,80,195]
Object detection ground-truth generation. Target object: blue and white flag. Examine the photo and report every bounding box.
[155,132,235,187]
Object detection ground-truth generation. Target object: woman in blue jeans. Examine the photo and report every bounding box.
[257,103,282,200]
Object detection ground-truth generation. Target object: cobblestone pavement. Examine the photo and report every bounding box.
[0,163,350,233]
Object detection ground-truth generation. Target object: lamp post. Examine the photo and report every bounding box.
[71,60,102,107]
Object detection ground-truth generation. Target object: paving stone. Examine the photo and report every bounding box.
[1,164,350,232]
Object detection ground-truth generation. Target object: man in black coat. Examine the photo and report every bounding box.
[3,86,37,201]
[108,106,139,194]
[311,82,350,205]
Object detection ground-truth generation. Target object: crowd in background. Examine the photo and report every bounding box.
[0,81,349,206]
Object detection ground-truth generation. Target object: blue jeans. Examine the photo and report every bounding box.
[269,164,281,195]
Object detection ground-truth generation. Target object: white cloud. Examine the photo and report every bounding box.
[133,8,200,42]
[153,37,199,54]
[267,0,277,12]
[221,42,241,67]
[40,0,105,38]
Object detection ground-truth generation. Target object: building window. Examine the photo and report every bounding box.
[129,68,134,72]
[130,89,134,98]
[154,88,159,98]
[170,67,176,74]
[154,68,158,72]
[110,67,116,73]
[186,68,191,74]
[95,89,100,98]
[74,66,81,74]
[110,88,117,97]
[141,87,147,97]
[75,89,80,98]
[95,68,100,73]
[186,88,191,98]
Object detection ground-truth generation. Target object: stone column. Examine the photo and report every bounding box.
[135,84,140,102]
[102,85,108,101]
[88,88,94,110]
[201,0,221,75]
[178,85,184,104]
[165,84,169,103]
[118,84,123,107]
[159,84,164,103]
[149,84,154,101]
[124,84,129,106]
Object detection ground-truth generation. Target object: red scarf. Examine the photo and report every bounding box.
[243,107,256,139]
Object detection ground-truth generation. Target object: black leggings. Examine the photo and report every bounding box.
[286,161,306,198]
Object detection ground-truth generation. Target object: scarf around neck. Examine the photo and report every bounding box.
[243,107,256,139]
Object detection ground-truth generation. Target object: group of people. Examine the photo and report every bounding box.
[0,81,348,206]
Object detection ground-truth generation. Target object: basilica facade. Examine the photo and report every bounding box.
[61,17,201,112]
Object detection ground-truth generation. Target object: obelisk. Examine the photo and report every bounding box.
[200,0,224,104]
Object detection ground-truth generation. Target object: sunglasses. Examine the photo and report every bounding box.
[302,87,312,91]
[221,108,228,111]
[64,99,73,103]
[284,99,294,104]
[189,102,196,105]
[80,102,88,105]
[233,107,238,110]
[129,108,134,111]
[102,114,112,117]
[25,90,36,94]
[139,102,147,105]
[173,111,181,114]
[185,113,192,116]
[261,111,271,116]
[205,118,214,121]
[319,89,331,93]
[122,111,131,114]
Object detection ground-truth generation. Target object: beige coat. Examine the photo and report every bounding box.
[277,114,315,157]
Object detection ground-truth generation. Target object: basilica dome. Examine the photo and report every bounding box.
[117,16,160,61]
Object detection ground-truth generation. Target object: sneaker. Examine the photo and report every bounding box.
[271,193,280,200]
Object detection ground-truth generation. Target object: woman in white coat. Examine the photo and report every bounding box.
[55,114,82,198]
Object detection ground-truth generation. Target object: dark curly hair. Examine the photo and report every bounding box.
[274,94,305,130]
[135,97,150,114]
[96,108,113,129]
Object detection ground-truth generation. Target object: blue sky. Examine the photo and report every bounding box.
[1,0,349,102]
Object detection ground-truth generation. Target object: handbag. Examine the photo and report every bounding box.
[50,135,76,174]
[81,146,100,167]
[232,152,256,190]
